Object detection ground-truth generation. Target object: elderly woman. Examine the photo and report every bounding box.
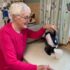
[0,2,54,70]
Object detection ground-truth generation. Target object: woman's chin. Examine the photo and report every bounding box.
[23,25,28,29]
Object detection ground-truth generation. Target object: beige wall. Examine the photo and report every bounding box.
[28,3,40,23]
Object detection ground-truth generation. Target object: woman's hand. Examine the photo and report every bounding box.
[51,24,57,32]
[37,65,53,70]
[43,23,52,30]
[43,23,57,31]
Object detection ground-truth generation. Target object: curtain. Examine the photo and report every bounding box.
[40,0,70,44]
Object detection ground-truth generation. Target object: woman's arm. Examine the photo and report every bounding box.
[27,27,46,39]
[27,23,56,39]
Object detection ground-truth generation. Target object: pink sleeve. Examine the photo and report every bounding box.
[0,32,37,70]
[27,27,46,39]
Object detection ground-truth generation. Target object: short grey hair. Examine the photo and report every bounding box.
[9,2,31,15]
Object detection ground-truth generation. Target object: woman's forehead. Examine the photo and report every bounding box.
[20,11,31,16]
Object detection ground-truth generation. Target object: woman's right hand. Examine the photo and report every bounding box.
[37,65,53,70]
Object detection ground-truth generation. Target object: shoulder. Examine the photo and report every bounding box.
[0,23,12,36]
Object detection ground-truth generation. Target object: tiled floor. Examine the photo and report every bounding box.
[24,41,70,70]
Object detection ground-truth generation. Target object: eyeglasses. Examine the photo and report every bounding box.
[16,15,31,20]
[21,16,31,20]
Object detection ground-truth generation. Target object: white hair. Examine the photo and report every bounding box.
[9,2,31,15]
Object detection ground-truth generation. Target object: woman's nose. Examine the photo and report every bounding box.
[26,19,30,23]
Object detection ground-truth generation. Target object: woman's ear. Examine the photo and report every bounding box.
[12,14,18,21]
[12,14,16,19]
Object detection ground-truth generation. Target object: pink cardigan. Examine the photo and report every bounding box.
[0,23,46,70]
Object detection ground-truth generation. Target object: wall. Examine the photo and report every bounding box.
[28,3,40,23]
[24,0,40,23]
[69,27,70,41]
[0,0,4,27]
[24,0,40,3]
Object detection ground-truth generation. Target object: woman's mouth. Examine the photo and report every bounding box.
[23,23,28,28]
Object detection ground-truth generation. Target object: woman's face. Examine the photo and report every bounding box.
[13,12,31,29]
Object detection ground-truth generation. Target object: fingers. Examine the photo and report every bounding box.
[43,23,57,32]
[51,24,57,31]
[44,65,54,70]
[37,65,44,70]
[37,65,54,70]
[43,24,52,29]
